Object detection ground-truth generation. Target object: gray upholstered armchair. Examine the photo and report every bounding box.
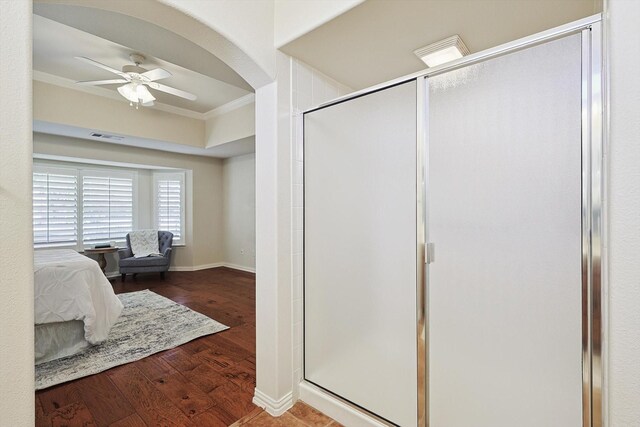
[118,231,174,281]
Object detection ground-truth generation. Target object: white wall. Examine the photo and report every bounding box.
[206,102,255,148]
[33,133,225,269]
[274,0,364,47]
[607,0,640,425]
[0,0,34,425]
[222,153,256,271]
[255,80,292,412]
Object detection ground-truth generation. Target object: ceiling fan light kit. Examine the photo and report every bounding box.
[117,83,155,109]
[74,53,197,109]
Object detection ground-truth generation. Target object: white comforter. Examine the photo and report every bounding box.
[34,249,123,344]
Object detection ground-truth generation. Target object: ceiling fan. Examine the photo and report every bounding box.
[74,53,197,109]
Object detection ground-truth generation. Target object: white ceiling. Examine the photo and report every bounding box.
[280,0,602,90]
[33,14,251,114]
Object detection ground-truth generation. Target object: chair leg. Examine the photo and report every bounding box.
[121,273,126,282]
[160,271,165,280]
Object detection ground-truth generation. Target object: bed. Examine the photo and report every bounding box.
[34,249,123,364]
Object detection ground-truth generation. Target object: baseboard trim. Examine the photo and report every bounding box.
[252,388,293,417]
[298,381,389,427]
[169,262,224,272]
[169,263,255,273]
[222,263,256,273]
[110,262,253,274]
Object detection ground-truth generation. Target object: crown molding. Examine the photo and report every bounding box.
[203,92,255,120]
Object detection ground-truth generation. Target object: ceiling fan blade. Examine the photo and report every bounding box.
[76,79,128,86]
[141,68,172,82]
[75,56,129,78]
[148,82,197,101]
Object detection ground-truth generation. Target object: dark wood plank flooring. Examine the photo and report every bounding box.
[35,267,257,427]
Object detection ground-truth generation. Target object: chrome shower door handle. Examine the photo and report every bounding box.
[426,242,435,264]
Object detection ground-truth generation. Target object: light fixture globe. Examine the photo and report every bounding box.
[117,83,138,103]
[117,82,156,108]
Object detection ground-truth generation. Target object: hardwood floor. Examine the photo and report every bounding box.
[35,267,259,427]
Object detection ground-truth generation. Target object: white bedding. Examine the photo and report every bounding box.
[34,249,123,345]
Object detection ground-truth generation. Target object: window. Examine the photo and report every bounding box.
[32,166,78,247]
[32,161,190,250]
[81,170,135,245]
[154,172,185,245]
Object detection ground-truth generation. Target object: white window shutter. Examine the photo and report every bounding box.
[32,170,78,246]
[82,174,134,244]
[154,172,185,244]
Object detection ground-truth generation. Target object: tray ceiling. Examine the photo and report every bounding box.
[33,12,252,115]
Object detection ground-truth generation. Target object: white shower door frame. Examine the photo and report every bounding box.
[302,14,604,427]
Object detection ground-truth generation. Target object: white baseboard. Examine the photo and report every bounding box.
[298,381,388,427]
[253,388,293,417]
[170,262,255,273]
[223,263,256,273]
[110,262,253,275]
[169,262,224,272]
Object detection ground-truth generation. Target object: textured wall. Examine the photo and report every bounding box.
[0,0,35,425]
[607,0,640,425]
[206,102,255,148]
[223,153,256,270]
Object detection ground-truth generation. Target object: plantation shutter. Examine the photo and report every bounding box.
[32,169,78,246]
[82,173,134,244]
[154,173,184,243]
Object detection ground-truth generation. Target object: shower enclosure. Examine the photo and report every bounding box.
[303,16,603,427]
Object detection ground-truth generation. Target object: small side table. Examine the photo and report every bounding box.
[84,247,118,277]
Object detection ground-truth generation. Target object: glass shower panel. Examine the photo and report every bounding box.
[427,34,583,427]
[304,82,418,426]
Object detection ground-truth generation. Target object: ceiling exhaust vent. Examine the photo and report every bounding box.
[414,35,470,68]
[90,132,125,141]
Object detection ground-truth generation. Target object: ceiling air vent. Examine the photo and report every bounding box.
[90,132,125,141]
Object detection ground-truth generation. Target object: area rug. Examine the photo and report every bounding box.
[35,289,228,390]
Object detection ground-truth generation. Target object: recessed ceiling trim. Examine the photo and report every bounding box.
[33,152,181,170]
[34,121,255,158]
[203,93,255,119]
[33,70,204,120]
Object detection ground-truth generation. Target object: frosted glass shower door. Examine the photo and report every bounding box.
[427,35,583,426]
[304,82,418,426]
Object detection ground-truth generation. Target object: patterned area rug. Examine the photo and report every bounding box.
[35,289,228,390]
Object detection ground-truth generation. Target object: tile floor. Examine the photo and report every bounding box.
[232,402,342,427]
